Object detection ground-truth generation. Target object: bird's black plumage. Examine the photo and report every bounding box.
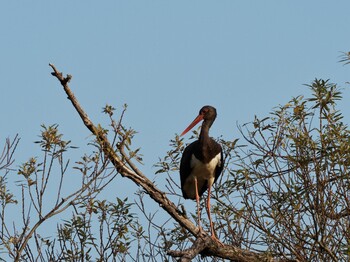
[179,105,225,242]
[180,140,223,199]
[179,106,224,200]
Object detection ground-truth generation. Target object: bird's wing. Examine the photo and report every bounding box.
[214,145,224,184]
[179,141,197,198]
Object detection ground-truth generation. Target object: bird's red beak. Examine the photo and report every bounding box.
[180,114,204,136]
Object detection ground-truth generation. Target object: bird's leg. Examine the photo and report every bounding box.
[194,177,203,235]
[206,186,224,245]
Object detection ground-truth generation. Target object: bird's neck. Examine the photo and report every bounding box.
[199,120,211,146]
[197,121,216,163]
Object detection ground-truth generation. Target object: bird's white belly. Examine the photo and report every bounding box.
[183,153,221,199]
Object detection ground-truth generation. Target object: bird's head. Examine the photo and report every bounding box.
[180,105,217,136]
[199,105,217,122]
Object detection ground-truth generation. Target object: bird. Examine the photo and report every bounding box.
[179,105,224,243]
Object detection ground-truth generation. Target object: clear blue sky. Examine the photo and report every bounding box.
[1,0,350,251]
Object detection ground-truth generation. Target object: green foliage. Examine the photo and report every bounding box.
[2,66,350,261]
[52,197,138,261]
[102,104,116,117]
[0,120,150,261]
[155,135,183,175]
[35,124,73,153]
[155,78,350,261]
[215,79,350,261]
[339,51,350,65]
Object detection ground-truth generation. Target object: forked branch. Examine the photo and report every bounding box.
[49,63,288,261]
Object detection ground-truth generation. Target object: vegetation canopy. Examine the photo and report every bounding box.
[0,55,350,261]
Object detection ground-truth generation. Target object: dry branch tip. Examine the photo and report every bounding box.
[49,63,72,85]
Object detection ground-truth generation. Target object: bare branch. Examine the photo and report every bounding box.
[49,63,289,261]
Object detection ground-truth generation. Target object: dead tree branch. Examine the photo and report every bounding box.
[49,63,291,261]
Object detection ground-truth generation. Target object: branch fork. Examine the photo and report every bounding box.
[49,63,288,262]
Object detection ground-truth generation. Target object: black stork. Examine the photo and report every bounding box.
[180,105,224,242]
